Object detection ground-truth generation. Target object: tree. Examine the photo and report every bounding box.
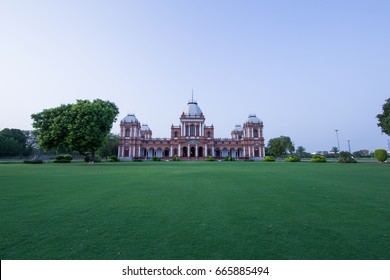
[295,146,308,158]
[330,146,339,154]
[267,136,295,158]
[31,99,119,162]
[376,98,390,136]
[374,149,388,163]
[97,133,119,159]
[0,128,32,157]
[338,151,357,163]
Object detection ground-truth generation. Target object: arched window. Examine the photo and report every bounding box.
[125,129,130,137]
[207,131,211,138]
[174,131,178,138]
[253,129,258,138]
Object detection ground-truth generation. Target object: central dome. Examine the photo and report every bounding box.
[184,101,202,116]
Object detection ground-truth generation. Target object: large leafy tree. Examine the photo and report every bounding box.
[377,98,390,136]
[267,136,295,158]
[31,99,119,162]
[0,128,32,157]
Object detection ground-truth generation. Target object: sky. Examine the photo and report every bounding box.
[0,0,389,153]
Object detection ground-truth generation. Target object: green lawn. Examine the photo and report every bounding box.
[0,161,389,260]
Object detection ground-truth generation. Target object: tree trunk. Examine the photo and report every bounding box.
[89,151,95,165]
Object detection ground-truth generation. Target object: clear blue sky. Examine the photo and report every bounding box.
[1,0,389,152]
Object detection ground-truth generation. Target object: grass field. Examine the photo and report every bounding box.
[0,161,389,260]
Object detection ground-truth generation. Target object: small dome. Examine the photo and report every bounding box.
[141,124,151,131]
[234,125,243,132]
[184,101,202,116]
[247,114,262,123]
[122,113,139,123]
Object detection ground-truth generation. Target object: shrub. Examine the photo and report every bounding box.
[206,156,216,161]
[263,156,275,162]
[152,156,161,161]
[109,155,120,162]
[374,149,388,163]
[224,156,236,161]
[338,151,357,163]
[311,155,327,163]
[24,159,43,164]
[285,156,301,162]
[132,157,143,162]
[83,155,101,163]
[53,154,72,163]
[172,155,181,161]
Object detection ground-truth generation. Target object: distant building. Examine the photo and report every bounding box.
[118,99,265,160]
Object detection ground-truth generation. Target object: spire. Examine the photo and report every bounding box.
[191,89,194,102]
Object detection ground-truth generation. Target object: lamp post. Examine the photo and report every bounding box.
[348,140,351,153]
[335,129,340,152]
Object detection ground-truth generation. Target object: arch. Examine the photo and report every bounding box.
[147,148,154,158]
[207,131,211,138]
[141,148,147,158]
[164,148,170,157]
[253,129,259,138]
[183,147,188,157]
[254,148,260,157]
[222,148,229,157]
[237,148,244,158]
[230,148,236,158]
[198,146,203,157]
[125,129,130,137]
[190,146,196,157]
[124,147,129,157]
[173,148,178,156]
[215,147,221,158]
[174,131,178,138]
[156,148,163,157]
[207,148,212,157]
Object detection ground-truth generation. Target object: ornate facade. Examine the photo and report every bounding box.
[118,99,265,160]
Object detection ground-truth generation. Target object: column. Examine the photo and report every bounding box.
[205,144,208,157]
[196,144,198,157]
[243,147,246,157]
[188,144,190,157]
[138,146,141,157]
[248,146,251,157]
[170,146,173,157]
[212,146,215,157]
[178,144,181,156]
[133,146,136,157]
[252,147,255,157]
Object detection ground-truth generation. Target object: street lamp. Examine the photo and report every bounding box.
[335,129,340,151]
[348,140,351,153]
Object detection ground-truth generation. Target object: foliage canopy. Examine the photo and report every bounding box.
[31,99,119,161]
[376,98,390,136]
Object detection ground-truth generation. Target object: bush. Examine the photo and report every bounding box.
[152,156,161,161]
[83,155,101,163]
[311,155,327,163]
[24,159,43,164]
[338,151,357,163]
[374,149,388,163]
[172,155,181,161]
[109,155,120,162]
[53,154,73,163]
[132,157,143,162]
[224,156,236,161]
[206,156,216,161]
[285,156,301,162]
[263,156,275,162]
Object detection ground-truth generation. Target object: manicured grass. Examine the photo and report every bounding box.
[0,161,389,260]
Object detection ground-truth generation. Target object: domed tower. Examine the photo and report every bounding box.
[243,114,265,158]
[180,98,205,138]
[231,125,244,140]
[118,113,142,158]
[141,124,152,139]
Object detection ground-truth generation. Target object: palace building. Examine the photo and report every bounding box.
[118,99,265,160]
